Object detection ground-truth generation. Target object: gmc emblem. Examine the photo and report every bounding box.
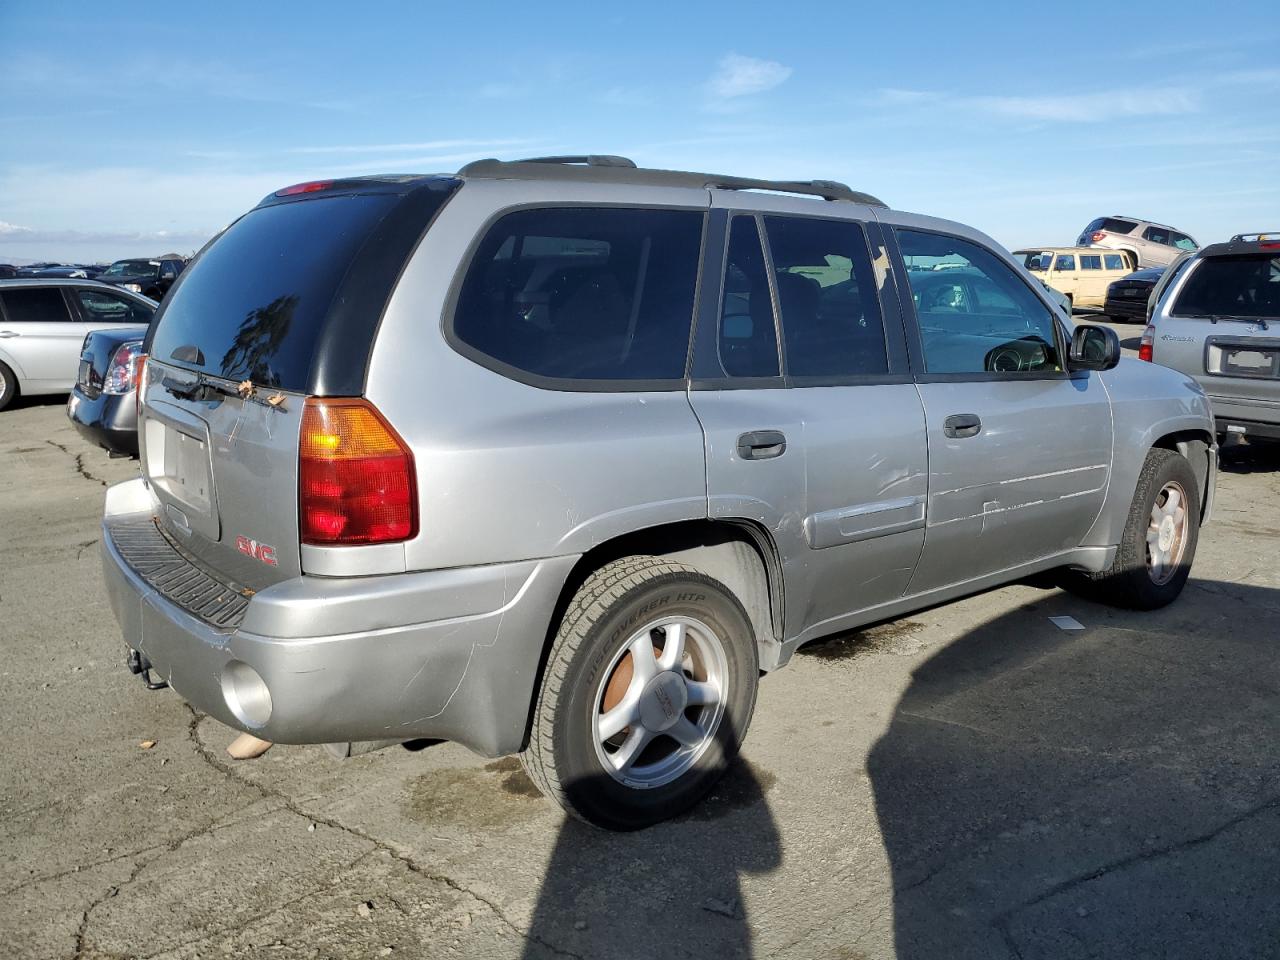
[236,536,278,566]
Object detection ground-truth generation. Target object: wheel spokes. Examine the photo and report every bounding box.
[656,621,686,672]
[628,632,659,686]
[608,725,655,774]
[684,680,720,707]
[667,717,705,748]
[598,697,639,741]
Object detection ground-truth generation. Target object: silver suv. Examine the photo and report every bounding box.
[101,156,1217,829]
[1077,215,1198,268]
[1139,232,1280,443]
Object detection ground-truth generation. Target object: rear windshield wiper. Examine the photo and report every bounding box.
[161,374,242,402]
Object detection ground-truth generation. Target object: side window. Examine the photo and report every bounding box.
[1171,232,1197,251]
[1144,226,1171,245]
[1080,255,1102,270]
[452,207,704,384]
[1055,254,1076,271]
[76,290,155,325]
[763,216,888,378]
[1104,253,1125,270]
[0,288,71,323]
[715,217,780,378]
[897,229,1062,376]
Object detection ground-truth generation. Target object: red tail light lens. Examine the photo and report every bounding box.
[134,355,149,416]
[1091,231,1106,242]
[104,342,146,395]
[275,180,335,196]
[299,399,417,545]
[1138,324,1155,362]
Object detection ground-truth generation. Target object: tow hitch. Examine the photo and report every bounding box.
[126,649,169,690]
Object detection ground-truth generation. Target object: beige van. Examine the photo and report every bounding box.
[1013,247,1135,310]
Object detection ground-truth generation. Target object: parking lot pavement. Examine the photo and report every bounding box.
[3,395,1279,960]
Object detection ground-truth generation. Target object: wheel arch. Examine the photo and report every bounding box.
[1151,428,1214,519]
[519,518,784,749]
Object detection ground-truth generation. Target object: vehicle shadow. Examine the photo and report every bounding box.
[7,392,68,411]
[1219,437,1280,474]
[519,759,781,959]
[865,579,1280,959]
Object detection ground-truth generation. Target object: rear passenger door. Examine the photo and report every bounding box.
[0,286,85,388]
[888,227,1113,594]
[688,201,928,648]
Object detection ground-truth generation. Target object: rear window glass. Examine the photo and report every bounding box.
[0,287,70,323]
[1086,217,1137,234]
[1104,254,1126,270]
[451,207,704,384]
[150,194,399,389]
[1172,255,1280,319]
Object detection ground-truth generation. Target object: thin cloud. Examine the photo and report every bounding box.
[706,54,792,100]
[289,138,539,155]
[874,85,1201,123]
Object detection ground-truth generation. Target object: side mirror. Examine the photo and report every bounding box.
[1068,324,1120,372]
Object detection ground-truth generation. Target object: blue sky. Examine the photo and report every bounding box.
[1,1,1277,262]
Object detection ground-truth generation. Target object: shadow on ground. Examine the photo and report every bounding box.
[518,761,780,959]
[859,579,1280,959]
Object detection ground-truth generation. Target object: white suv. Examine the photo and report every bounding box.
[1076,216,1198,268]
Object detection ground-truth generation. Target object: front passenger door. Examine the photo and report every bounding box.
[891,228,1114,595]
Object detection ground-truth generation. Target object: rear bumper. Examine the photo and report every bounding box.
[1102,297,1147,321]
[1207,394,1280,439]
[67,388,138,457]
[101,478,577,756]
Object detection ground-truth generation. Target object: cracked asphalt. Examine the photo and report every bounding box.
[3,391,1279,960]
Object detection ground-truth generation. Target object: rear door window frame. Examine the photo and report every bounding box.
[690,210,911,390]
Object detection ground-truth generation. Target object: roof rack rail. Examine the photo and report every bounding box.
[517,155,638,168]
[454,157,886,207]
[1230,231,1280,242]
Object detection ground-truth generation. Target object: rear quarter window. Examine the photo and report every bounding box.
[450,207,704,387]
[149,194,401,390]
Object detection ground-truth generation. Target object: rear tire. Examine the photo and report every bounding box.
[1080,448,1199,609]
[521,556,759,830]
[0,361,17,411]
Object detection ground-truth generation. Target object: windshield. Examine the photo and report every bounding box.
[103,259,159,278]
[1172,255,1280,319]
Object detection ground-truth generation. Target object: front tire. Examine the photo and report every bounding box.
[1085,448,1200,609]
[0,360,17,411]
[521,556,759,830]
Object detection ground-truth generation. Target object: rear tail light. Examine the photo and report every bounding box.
[135,356,149,416]
[299,398,417,545]
[1091,231,1106,242]
[103,342,146,395]
[1138,324,1155,362]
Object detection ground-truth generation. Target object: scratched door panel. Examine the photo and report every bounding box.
[906,376,1113,594]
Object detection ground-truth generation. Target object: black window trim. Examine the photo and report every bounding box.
[0,284,77,324]
[442,200,711,394]
[886,225,1075,384]
[691,208,913,390]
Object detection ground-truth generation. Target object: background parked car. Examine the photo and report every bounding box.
[98,257,185,300]
[1103,266,1166,323]
[67,326,149,457]
[1016,246,1135,310]
[29,263,102,279]
[0,279,156,410]
[0,264,16,279]
[1076,215,1197,268]
[1139,231,1280,442]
